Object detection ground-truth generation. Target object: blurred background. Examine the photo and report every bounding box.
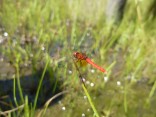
[0,0,156,116]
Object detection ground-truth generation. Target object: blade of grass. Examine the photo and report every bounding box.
[32,54,50,114]
[13,75,19,107]
[81,83,100,117]
[0,104,24,116]
[24,96,29,117]
[15,55,24,103]
[124,83,128,113]
[148,79,156,99]
[37,90,69,117]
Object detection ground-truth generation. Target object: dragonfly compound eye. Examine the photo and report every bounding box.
[73,52,78,58]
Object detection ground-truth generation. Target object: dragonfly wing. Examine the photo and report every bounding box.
[80,60,88,66]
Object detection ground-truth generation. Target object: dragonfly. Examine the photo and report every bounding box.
[73,52,107,73]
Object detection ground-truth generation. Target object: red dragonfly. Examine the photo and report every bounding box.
[73,52,107,73]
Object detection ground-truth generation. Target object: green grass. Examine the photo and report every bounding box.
[0,0,156,117]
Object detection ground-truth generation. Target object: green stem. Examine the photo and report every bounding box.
[15,63,24,103]
[72,56,100,117]
[13,75,19,107]
[82,84,100,117]
[149,79,156,99]
[33,55,50,113]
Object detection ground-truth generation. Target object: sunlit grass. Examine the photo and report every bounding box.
[0,0,156,116]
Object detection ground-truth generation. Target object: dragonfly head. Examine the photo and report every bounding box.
[73,52,79,58]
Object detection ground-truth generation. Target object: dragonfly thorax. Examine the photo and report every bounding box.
[73,52,87,60]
